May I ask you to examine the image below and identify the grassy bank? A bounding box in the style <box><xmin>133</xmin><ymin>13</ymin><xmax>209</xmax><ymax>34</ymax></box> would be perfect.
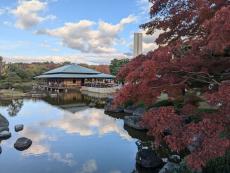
<box><xmin>0</xmin><ymin>89</ymin><xmax>28</xmax><ymax>100</ymax></box>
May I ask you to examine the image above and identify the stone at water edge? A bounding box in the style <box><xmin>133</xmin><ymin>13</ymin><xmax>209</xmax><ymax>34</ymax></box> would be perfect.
<box><xmin>104</xmin><ymin>102</ymin><xmax>124</xmax><ymax>113</ymax></box>
<box><xmin>158</xmin><ymin>162</ymin><xmax>180</xmax><ymax>173</ymax></box>
<box><xmin>0</xmin><ymin>146</ymin><xmax>2</xmax><ymax>154</ymax></box>
<box><xmin>124</xmin><ymin>106</ymin><xmax>137</xmax><ymax>114</ymax></box>
<box><xmin>133</xmin><ymin>107</ymin><xmax>145</xmax><ymax>116</ymax></box>
<box><xmin>15</xmin><ymin>124</ymin><xmax>24</xmax><ymax>132</ymax></box>
<box><xmin>168</xmin><ymin>155</ymin><xmax>181</xmax><ymax>164</ymax></box>
<box><xmin>0</xmin><ymin>131</ymin><xmax>11</xmax><ymax>140</ymax></box>
<box><xmin>0</xmin><ymin>114</ymin><xmax>9</xmax><ymax>126</ymax></box>
<box><xmin>14</xmin><ymin>137</ymin><xmax>32</xmax><ymax>151</ymax></box>
<box><xmin>136</xmin><ymin>148</ymin><xmax>164</xmax><ymax>168</ymax></box>
<box><xmin>0</xmin><ymin>127</ymin><xmax>9</xmax><ymax>133</ymax></box>
<box><xmin>124</xmin><ymin>116</ymin><xmax>146</xmax><ymax>131</ymax></box>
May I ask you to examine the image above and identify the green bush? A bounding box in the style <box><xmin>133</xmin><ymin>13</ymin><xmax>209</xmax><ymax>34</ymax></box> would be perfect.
<box><xmin>203</xmin><ymin>150</ymin><xmax>230</xmax><ymax>173</ymax></box>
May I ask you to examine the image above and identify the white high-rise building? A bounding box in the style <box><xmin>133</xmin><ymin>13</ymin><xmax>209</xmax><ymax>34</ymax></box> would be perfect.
<box><xmin>133</xmin><ymin>32</ymin><xmax>143</xmax><ymax>57</ymax></box>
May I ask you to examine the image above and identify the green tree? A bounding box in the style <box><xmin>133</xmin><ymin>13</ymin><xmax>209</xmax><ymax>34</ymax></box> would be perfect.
<box><xmin>109</xmin><ymin>58</ymin><xmax>129</xmax><ymax>76</ymax></box>
<box><xmin>0</xmin><ymin>56</ymin><xmax>3</xmax><ymax>78</ymax></box>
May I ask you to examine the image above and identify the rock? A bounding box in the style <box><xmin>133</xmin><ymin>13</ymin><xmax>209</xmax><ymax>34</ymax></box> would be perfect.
<box><xmin>0</xmin><ymin>146</ymin><xmax>2</xmax><ymax>154</ymax></box>
<box><xmin>15</xmin><ymin>124</ymin><xmax>24</xmax><ymax>132</ymax></box>
<box><xmin>0</xmin><ymin>127</ymin><xmax>9</xmax><ymax>133</ymax></box>
<box><xmin>133</xmin><ymin>107</ymin><xmax>145</xmax><ymax>116</ymax></box>
<box><xmin>124</xmin><ymin>116</ymin><xmax>146</xmax><ymax>131</ymax></box>
<box><xmin>104</xmin><ymin>102</ymin><xmax>123</xmax><ymax>113</ymax></box>
<box><xmin>0</xmin><ymin>114</ymin><xmax>9</xmax><ymax>132</ymax></box>
<box><xmin>0</xmin><ymin>131</ymin><xmax>11</xmax><ymax>140</ymax></box>
<box><xmin>14</xmin><ymin>137</ymin><xmax>32</xmax><ymax>151</ymax></box>
<box><xmin>168</xmin><ymin>155</ymin><xmax>181</xmax><ymax>163</ymax></box>
<box><xmin>136</xmin><ymin>148</ymin><xmax>164</xmax><ymax>168</ymax></box>
<box><xmin>159</xmin><ymin>162</ymin><xmax>179</xmax><ymax>173</ymax></box>
<box><xmin>187</xmin><ymin>134</ymin><xmax>203</xmax><ymax>152</ymax></box>
<box><xmin>124</xmin><ymin>106</ymin><xmax>136</xmax><ymax>114</ymax></box>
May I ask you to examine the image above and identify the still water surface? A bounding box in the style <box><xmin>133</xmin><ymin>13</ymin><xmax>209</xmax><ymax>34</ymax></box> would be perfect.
<box><xmin>0</xmin><ymin>93</ymin><xmax>149</xmax><ymax>173</ymax></box>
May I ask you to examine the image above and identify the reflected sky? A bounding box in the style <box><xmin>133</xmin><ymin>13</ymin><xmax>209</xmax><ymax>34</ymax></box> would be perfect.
<box><xmin>0</xmin><ymin>99</ymin><xmax>137</xmax><ymax>173</ymax></box>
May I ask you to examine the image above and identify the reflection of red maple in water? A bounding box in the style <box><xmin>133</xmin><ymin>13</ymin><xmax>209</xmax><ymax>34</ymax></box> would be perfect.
<box><xmin>114</xmin><ymin>1</ymin><xmax>230</xmax><ymax>170</ymax></box>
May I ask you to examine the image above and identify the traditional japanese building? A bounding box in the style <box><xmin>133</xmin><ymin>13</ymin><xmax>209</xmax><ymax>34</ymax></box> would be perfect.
<box><xmin>35</xmin><ymin>64</ymin><xmax>115</xmax><ymax>91</ymax></box>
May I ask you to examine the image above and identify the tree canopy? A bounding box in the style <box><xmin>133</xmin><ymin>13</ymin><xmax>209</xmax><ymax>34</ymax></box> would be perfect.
<box><xmin>109</xmin><ymin>58</ymin><xmax>129</xmax><ymax>76</ymax></box>
<box><xmin>114</xmin><ymin>0</ymin><xmax>230</xmax><ymax>171</ymax></box>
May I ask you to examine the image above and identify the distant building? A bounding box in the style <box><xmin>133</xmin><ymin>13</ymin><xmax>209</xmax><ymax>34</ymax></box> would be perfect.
<box><xmin>133</xmin><ymin>33</ymin><xmax>143</xmax><ymax>57</ymax></box>
<box><xmin>35</xmin><ymin>64</ymin><xmax>115</xmax><ymax>91</ymax></box>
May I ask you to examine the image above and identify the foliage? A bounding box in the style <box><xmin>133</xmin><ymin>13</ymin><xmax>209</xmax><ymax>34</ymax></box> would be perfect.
<box><xmin>0</xmin><ymin>60</ymin><xmax>111</xmax><ymax>90</ymax></box>
<box><xmin>114</xmin><ymin>0</ymin><xmax>230</xmax><ymax>171</ymax></box>
<box><xmin>80</xmin><ymin>63</ymin><xmax>110</xmax><ymax>74</ymax></box>
<box><xmin>203</xmin><ymin>150</ymin><xmax>230</xmax><ymax>173</ymax></box>
<box><xmin>140</xmin><ymin>0</ymin><xmax>229</xmax><ymax>45</ymax></box>
<box><xmin>109</xmin><ymin>58</ymin><xmax>129</xmax><ymax>76</ymax></box>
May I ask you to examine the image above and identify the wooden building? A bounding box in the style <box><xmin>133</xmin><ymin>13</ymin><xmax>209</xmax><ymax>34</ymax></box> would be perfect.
<box><xmin>35</xmin><ymin>64</ymin><xmax>115</xmax><ymax>91</ymax></box>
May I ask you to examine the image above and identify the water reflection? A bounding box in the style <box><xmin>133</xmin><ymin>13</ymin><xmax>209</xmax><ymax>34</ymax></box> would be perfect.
<box><xmin>42</xmin><ymin>108</ymin><xmax>131</xmax><ymax>140</ymax></box>
<box><xmin>0</xmin><ymin>92</ymin><xmax>157</xmax><ymax>173</ymax></box>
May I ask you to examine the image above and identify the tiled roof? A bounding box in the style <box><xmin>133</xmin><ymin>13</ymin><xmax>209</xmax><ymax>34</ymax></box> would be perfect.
<box><xmin>35</xmin><ymin>73</ymin><xmax>115</xmax><ymax>79</ymax></box>
<box><xmin>35</xmin><ymin>64</ymin><xmax>115</xmax><ymax>79</ymax></box>
<box><xmin>43</xmin><ymin>64</ymin><xmax>101</xmax><ymax>75</ymax></box>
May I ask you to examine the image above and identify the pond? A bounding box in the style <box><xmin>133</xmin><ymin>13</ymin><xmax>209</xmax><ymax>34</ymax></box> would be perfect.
<box><xmin>0</xmin><ymin>92</ymin><xmax>153</xmax><ymax>173</ymax></box>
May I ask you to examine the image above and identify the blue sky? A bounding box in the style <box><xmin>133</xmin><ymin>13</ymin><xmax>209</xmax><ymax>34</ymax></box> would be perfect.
<box><xmin>0</xmin><ymin>0</ymin><xmax>156</xmax><ymax>64</ymax></box>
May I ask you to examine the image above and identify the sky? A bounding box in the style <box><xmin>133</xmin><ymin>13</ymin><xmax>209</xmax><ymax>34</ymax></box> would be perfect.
<box><xmin>0</xmin><ymin>0</ymin><xmax>158</xmax><ymax>64</ymax></box>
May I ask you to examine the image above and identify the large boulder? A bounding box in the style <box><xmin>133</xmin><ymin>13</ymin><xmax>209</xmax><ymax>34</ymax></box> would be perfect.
<box><xmin>159</xmin><ymin>162</ymin><xmax>180</xmax><ymax>173</ymax></box>
<box><xmin>0</xmin><ymin>126</ymin><xmax>9</xmax><ymax>133</ymax></box>
<box><xmin>14</xmin><ymin>137</ymin><xmax>32</xmax><ymax>151</ymax></box>
<box><xmin>124</xmin><ymin>116</ymin><xmax>146</xmax><ymax>131</ymax></box>
<box><xmin>133</xmin><ymin>107</ymin><xmax>145</xmax><ymax>117</ymax></box>
<box><xmin>15</xmin><ymin>124</ymin><xmax>24</xmax><ymax>132</ymax></box>
<box><xmin>124</xmin><ymin>106</ymin><xmax>137</xmax><ymax>114</ymax></box>
<box><xmin>0</xmin><ymin>114</ymin><xmax>9</xmax><ymax>132</ymax></box>
<box><xmin>104</xmin><ymin>102</ymin><xmax>123</xmax><ymax>113</ymax></box>
<box><xmin>136</xmin><ymin>148</ymin><xmax>164</xmax><ymax>168</ymax></box>
<box><xmin>0</xmin><ymin>131</ymin><xmax>11</xmax><ymax>140</ymax></box>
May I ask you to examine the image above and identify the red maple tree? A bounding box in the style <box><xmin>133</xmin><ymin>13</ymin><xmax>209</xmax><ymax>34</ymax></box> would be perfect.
<box><xmin>114</xmin><ymin>0</ymin><xmax>230</xmax><ymax>170</ymax></box>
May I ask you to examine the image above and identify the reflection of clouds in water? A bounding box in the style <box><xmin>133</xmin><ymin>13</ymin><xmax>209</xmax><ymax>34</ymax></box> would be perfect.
<box><xmin>48</xmin><ymin>152</ymin><xmax>75</xmax><ymax>166</ymax></box>
<box><xmin>20</xmin><ymin>127</ymin><xmax>76</xmax><ymax>166</ymax></box>
<box><xmin>20</xmin><ymin>127</ymin><xmax>54</xmax><ymax>155</ymax></box>
<box><xmin>43</xmin><ymin>108</ymin><xmax>132</xmax><ymax>140</ymax></box>
<box><xmin>110</xmin><ymin>171</ymin><xmax>122</xmax><ymax>173</ymax></box>
<box><xmin>76</xmin><ymin>160</ymin><xmax>97</xmax><ymax>173</ymax></box>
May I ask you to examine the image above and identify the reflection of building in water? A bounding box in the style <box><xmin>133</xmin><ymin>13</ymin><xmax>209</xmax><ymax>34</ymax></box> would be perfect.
<box><xmin>43</xmin><ymin>92</ymin><xmax>107</xmax><ymax>113</ymax></box>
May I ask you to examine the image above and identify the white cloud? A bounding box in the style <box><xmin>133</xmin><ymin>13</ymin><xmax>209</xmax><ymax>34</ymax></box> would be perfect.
<box><xmin>3</xmin><ymin>53</ymin><xmax>129</xmax><ymax>65</ymax></box>
<box><xmin>142</xmin><ymin>29</ymin><xmax>163</xmax><ymax>53</ymax></box>
<box><xmin>36</xmin><ymin>15</ymin><xmax>137</xmax><ymax>54</ymax></box>
<box><xmin>136</xmin><ymin>0</ymin><xmax>151</xmax><ymax>15</ymax></box>
<box><xmin>11</xmin><ymin>0</ymin><xmax>56</xmax><ymax>29</ymax></box>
